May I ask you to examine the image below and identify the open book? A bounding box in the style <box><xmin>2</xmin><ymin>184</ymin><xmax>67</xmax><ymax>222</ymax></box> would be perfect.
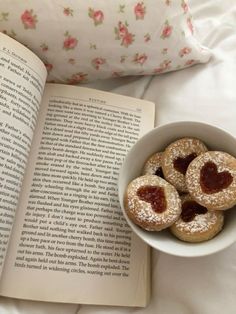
<box><xmin>0</xmin><ymin>33</ymin><xmax>155</xmax><ymax>307</ymax></box>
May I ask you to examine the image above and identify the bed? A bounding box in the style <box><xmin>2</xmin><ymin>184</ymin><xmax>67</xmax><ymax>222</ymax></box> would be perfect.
<box><xmin>0</xmin><ymin>0</ymin><xmax>236</xmax><ymax>313</ymax></box>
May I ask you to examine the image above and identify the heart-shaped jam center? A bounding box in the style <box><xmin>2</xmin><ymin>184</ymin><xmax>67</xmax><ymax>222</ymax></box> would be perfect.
<box><xmin>181</xmin><ymin>200</ymin><xmax>207</xmax><ymax>222</ymax></box>
<box><xmin>200</xmin><ymin>161</ymin><xmax>233</xmax><ymax>194</ymax></box>
<box><xmin>174</xmin><ymin>153</ymin><xmax>197</xmax><ymax>175</ymax></box>
<box><xmin>137</xmin><ymin>185</ymin><xmax>167</xmax><ymax>213</ymax></box>
<box><xmin>154</xmin><ymin>167</ymin><xmax>164</xmax><ymax>178</ymax></box>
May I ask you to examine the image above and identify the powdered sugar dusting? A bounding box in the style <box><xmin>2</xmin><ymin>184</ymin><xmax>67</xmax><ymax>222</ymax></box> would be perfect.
<box><xmin>126</xmin><ymin>175</ymin><xmax>181</xmax><ymax>229</ymax></box>
<box><xmin>162</xmin><ymin>138</ymin><xmax>208</xmax><ymax>192</ymax></box>
<box><xmin>142</xmin><ymin>152</ymin><xmax>163</xmax><ymax>175</ymax></box>
<box><xmin>186</xmin><ymin>151</ymin><xmax>236</xmax><ymax>209</ymax></box>
<box><xmin>175</xmin><ymin>211</ymin><xmax>221</xmax><ymax>234</ymax></box>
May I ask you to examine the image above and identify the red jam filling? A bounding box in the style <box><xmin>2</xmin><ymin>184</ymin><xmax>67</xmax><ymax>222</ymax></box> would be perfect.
<box><xmin>200</xmin><ymin>161</ymin><xmax>233</xmax><ymax>194</ymax></box>
<box><xmin>137</xmin><ymin>185</ymin><xmax>167</xmax><ymax>213</ymax></box>
<box><xmin>181</xmin><ymin>200</ymin><xmax>207</xmax><ymax>222</ymax></box>
<box><xmin>173</xmin><ymin>153</ymin><xmax>197</xmax><ymax>175</ymax></box>
<box><xmin>154</xmin><ymin>167</ymin><xmax>164</xmax><ymax>178</ymax></box>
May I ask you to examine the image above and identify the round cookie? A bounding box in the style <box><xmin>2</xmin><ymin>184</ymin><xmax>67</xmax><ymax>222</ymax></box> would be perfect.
<box><xmin>142</xmin><ymin>152</ymin><xmax>164</xmax><ymax>177</ymax></box>
<box><xmin>124</xmin><ymin>175</ymin><xmax>181</xmax><ymax>231</ymax></box>
<box><xmin>186</xmin><ymin>151</ymin><xmax>236</xmax><ymax>210</ymax></box>
<box><xmin>170</xmin><ymin>194</ymin><xmax>224</xmax><ymax>243</ymax></box>
<box><xmin>162</xmin><ymin>137</ymin><xmax>208</xmax><ymax>192</ymax></box>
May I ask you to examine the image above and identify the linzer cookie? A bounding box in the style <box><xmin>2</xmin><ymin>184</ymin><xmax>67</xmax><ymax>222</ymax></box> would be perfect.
<box><xmin>124</xmin><ymin>175</ymin><xmax>181</xmax><ymax>231</ymax></box>
<box><xmin>142</xmin><ymin>152</ymin><xmax>164</xmax><ymax>177</ymax></box>
<box><xmin>186</xmin><ymin>151</ymin><xmax>236</xmax><ymax>210</ymax></box>
<box><xmin>170</xmin><ymin>194</ymin><xmax>224</xmax><ymax>242</ymax></box>
<box><xmin>162</xmin><ymin>138</ymin><xmax>208</xmax><ymax>192</ymax></box>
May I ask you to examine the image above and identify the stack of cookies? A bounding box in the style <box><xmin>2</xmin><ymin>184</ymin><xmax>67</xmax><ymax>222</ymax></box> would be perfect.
<box><xmin>124</xmin><ymin>138</ymin><xmax>236</xmax><ymax>242</ymax></box>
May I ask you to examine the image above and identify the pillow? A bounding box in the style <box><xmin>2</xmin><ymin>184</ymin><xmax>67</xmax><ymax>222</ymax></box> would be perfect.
<box><xmin>0</xmin><ymin>0</ymin><xmax>211</xmax><ymax>84</ymax></box>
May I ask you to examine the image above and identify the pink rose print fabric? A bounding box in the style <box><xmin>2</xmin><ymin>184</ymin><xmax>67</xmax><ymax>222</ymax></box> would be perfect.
<box><xmin>161</xmin><ymin>21</ymin><xmax>173</xmax><ymax>39</ymax></box>
<box><xmin>179</xmin><ymin>47</ymin><xmax>192</xmax><ymax>57</ymax></box>
<box><xmin>154</xmin><ymin>60</ymin><xmax>172</xmax><ymax>73</ymax></box>
<box><xmin>134</xmin><ymin>2</ymin><xmax>146</xmax><ymax>20</ymax></box>
<box><xmin>181</xmin><ymin>0</ymin><xmax>189</xmax><ymax>14</ymax></box>
<box><xmin>88</xmin><ymin>8</ymin><xmax>104</xmax><ymax>26</ymax></box>
<box><xmin>21</xmin><ymin>9</ymin><xmax>37</xmax><ymax>29</ymax></box>
<box><xmin>63</xmin><ymin>32</ymin><xmax>78</xmax><ymax>50</ymax></box>
<box><xmin>187</xmin><ymin>17</ymin><xmax>194</xmax><ymax>34</ymax></box>
<box><xmin>0</xmin><ymin>0</ymin><xmax>211</xmax><ymax>83</ymax></box>
<box><xmin>68</xmin><ymin>73</ymin><xmax>88</xmax><ymax>84</ymax></box>
<box><xmin>63</xmin><ymin>7</ymin><xmax>73</xmax><ymax>17</ymax></box>
<box><xmin>133</xmin><ymin>53</ymin><xmax>148</xmax><ymax>65</ymax></box>
<box><xmin>91</xmin><ymin>57</ymin><xmax>106</xmax><ymax>70</ymax></box>
<box><xmin>115</xmin><ymin>21</ymin><xmax>135</xmax><ymax>47</ymax></box>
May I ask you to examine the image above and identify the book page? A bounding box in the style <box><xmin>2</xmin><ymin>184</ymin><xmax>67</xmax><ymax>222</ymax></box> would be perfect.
<box><xmin>0</xmin><ymin>84</ymin><xmax>154</xmax><ymax>306</ymax></box>
<box><xmin>0</xmin><ymin>33</ymin><xmax>47</xmax><ymax>275</ymax></box>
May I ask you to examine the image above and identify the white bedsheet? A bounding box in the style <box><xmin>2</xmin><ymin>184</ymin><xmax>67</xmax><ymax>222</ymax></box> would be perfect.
<box><xmin>1</xmin><ymin>0</ymin><xmax>236</xmax><ymax>313</ymax></box>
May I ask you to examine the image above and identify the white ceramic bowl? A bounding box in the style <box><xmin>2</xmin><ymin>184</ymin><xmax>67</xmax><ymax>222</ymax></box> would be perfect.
<box><xmin>118</xmin><ymin>121</ymin><xmax>236</xmax><ymax>257</ymax></box>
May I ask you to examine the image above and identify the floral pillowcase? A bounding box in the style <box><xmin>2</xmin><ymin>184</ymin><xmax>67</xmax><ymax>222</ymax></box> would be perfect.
<box><xmin>0</xmin><ymin>0</ymin><xmax>211</xmax><ymax>84</ymax></box>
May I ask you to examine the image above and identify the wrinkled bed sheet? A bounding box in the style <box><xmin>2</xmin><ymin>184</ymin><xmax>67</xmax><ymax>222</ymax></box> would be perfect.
<box><xmin>1</xmin><ymin>0</ymin><xmax>236</xmax><ymax>313</ymax></box>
